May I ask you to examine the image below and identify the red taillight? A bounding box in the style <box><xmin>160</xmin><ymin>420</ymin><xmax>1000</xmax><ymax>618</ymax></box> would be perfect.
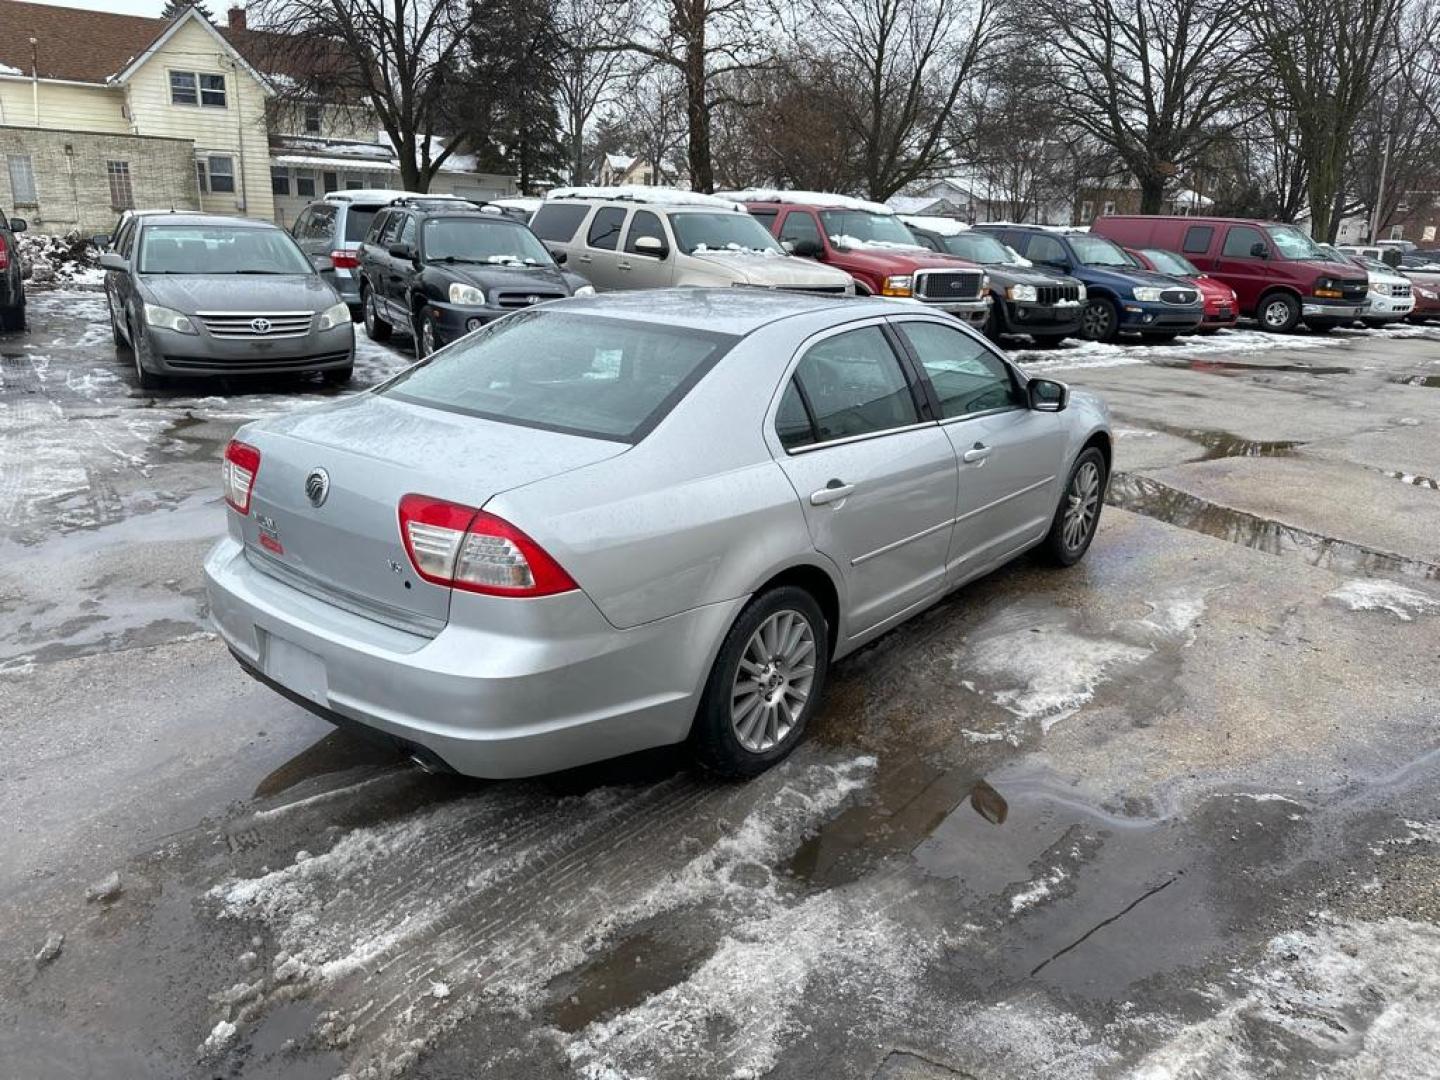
<box><xmin>0</xmin><ymin>234</ymin><xmax>9</xmax><ymax>271</ymax></box>
<box><xmin>223</xmin><ymin>440</ymin><xmax>261</xmax><ymax>515</ymax></box>
<box><xmin>329</xmin><ymin>250</ymin><xmax>360</xmax><ymax>270</ymax></box>
<box><xmin>397</xmin><ymin>494</ymin><xmax>577</xmax><ymax>597</ymax></box>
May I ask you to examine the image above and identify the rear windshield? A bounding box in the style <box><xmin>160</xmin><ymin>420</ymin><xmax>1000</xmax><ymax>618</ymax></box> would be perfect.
<box><xmin>382</xmin><ymin>310</ymin><xmax>736</xmax><ymax>442</ymax></box>
<box><xmin>138</xmin><ymin>224</ymin><xmax>313</xmax><ymax>275</ymax></box>
<box><xmin>344</xmin><ymin>207</ymin><xmax>382</xmax><ymax>242</ymax></box>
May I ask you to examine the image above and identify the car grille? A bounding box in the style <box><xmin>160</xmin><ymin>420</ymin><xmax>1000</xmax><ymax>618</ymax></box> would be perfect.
<box><xmin>195</xmin><ymin>312</ymin><xmax>314</xmax><ymax>339</ymax></box>
<box><xmin>914</xmin><ymin>270</ymin><xmax>983</xmax><ymax>301</ymax></box>
<box><xmin>1392</xmin><ymin>283</ymin><xmax>1412</xmax><ymax>298</ymax></box>
<box><xmin>1035</xmin><ymin>283</ymin><xmax>1081</xmax><ymax>305</ymax></box>
<box><xmin>165</xmin><ymin>349</ymin><xmax>351</xmax><ymax>371</ymax></box>
<box><xmin>1341</xmin><ymin>279</ymin><xmax>1368</xmax><ymax>302</ymax></box>
<box><xmin>494</xmin><ymin>290</ymin><xmax>567</xmax><ymax>309</ymax></box>
<box><xmin>1161</xmin><ymin>288</ymin><xmax>1199</xmax><ymax>305</ymax></box>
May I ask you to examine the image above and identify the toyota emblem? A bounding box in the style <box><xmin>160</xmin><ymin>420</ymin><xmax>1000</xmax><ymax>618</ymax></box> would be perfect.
<box><xmin>250</xmin><ymin>317</ymin><xmax>272</xmax><ymax>334</ymax></box>
<box><xmin>305</xmin><ymin>467</ymin><xmax>330</xmax><ymax>508</ymax></box>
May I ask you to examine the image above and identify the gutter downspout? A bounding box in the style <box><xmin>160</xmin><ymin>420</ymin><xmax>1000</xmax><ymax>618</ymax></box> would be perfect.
<box><xmin>30</xmin><ymin>37</ymin><xmax>39</xmax><ymax>126</ymax></box>
<box><xmin>228</xmin><ymin>57</ymin><xmax>248</xmax><ymax>214</ymax></box>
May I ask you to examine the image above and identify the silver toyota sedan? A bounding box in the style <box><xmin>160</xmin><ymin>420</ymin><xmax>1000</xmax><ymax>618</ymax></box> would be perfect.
<box><xmin>204</xmin><ymin>289</ymin><xmax>1111</xmax><ymax>779</ymax></box>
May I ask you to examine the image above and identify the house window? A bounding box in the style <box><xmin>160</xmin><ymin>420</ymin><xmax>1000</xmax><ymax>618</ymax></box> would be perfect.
<box><xmin>7</xmin><ymin>155</ymin><xmax>38</xmax><ymax>204</ymax></box>
<box><xmin>323</xmin><ymin>171</ymin><xmax>339</xmax><ymax>193</ymax></box>
<box><xmin>271</xmin><ymin>167</ymin><xmax>290</xmax><ymax>196</ymax></box>
<box><xmin>1390</xmin><ymin>225</ymin><xmax>1404</xmax><ymax>240</ymax></box>
<box><xmin>1102</xmin><ymin>200</ymin><xmax>1117</xmax><ymax>216</ymax></box>
<box><xmin>296</xmin><ymin>170</ymin><xmax>316</xmax><ymax>197</ymax></box>
<box><xmin>345</xmin><ymin>177</ymin><xmax>363</xmax><ymax>190</ymax></box>
<box><xmin>107</xmin><ymin>161</ymin><xmax>134</xmax><ymax>209</ymax></box>
<box><xmin>197</xmin><ymin>155</ymin><xmax>235</xmax><ymax>194</ymax></box>
<box><xmin>1080</xmin><ymin>201</ymin><xmax>1094</xmax><ymax>221</ymax></box>
<box><xmin>304</xmin><ymin>105</ymin><xmax>322</xmax><ymax>134</ymax></box>
<box><xmin>171</xmin><ymin>71</ymin><xmax>226</xmax><ymax>107</ymax></box>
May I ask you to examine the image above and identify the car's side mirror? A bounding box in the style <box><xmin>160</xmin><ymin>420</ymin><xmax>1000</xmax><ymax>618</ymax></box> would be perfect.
<box><xmin>1028</xmin><ymin>377</ymin><xmax>1069</xmax><ymax>412</ymax></box>
<box><xmin>91</xmin><ymin>233</ymin><xmax>111</xmax><ymax>250</ymax></box>
<box><xmin>1249</xmin><ymin>241</ymin><xmax>1269</xmax><ymax>259</ymax></box>
<box><xmin>99</xmin><ymin>252</ymin><xmax>129</xmax><ymax>272</ymax></box>
<box><xmin>550</xmin><ymin>248</ymin><xmax>568</xmax><ymax>265</ymax></box>
<box><xmin>633</xmin><ymin>235</ymin><xmax>668</xmax><ymax>258</ymax></box>
<box><xmin>788</xmin><ymin>238</ymin><xmax>824</xmax><ymax>258</ymax></box>
<box><xmin>9</xmin><ymin>217</ymin><xmax>27</xmax><ymax>233</ymax></box>
<box><xmin>388</xmin><ymin>242</ymin><xmax>417</xmax><ymax>261</ymax></box>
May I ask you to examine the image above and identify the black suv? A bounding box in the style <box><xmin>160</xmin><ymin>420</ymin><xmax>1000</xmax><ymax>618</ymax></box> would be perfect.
<box><xmin>1</xmin><ymin>208</ymin><xmax>29</xmax><ymax>332</ymax></box>
<box><xmin>358</xmin><ymin>198</ymin><xmax>594</xmax><ymax>356</ymax></box>
<box><xmin>901</xmin><ymin>216</ymin><xmax>1084</xmax><ymax>346</ymax></box>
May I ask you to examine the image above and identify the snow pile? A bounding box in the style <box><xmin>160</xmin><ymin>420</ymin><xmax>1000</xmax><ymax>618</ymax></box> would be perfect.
<box><xmin>899</xmin><ymin>214</ymin><xmax>970</xmax><ymax>236</ymax></box>
<box><xmin>1013</xmin><ymin>326</ymin><xmax>1330</xmax><ymax>371</ymax></box>
<box><xmin>714</xmin><ymin>188</ymin><xmax>894</xmax><ymax>215</ymax></box>
<box><xmin>828</xmin><ymin>233</ymin><xmax>928</xmax><ymax>252</ymax></box>
<box><xmin>1010</xmin><ymin>867</ymin><xmax>1069</xmax><ymax>913</ymax></box>
<box><xmin>1326</xmin><ymin>579</ymin><xmax>1440</xmax><ymax>620</ymax></box>
<box><xmin>0</xmin><ymin>62</ymin><xmax>21</xmax><ymax>76</ymax></box>
<box><xmin>544</xmin><ymin>185</ymin><xmax>745</xmax><ymax>211</ymax></box>
<box><xmin>17</xmin><ymin>232</ymin><xmax>105</xmax><ymax>286</ymax></box>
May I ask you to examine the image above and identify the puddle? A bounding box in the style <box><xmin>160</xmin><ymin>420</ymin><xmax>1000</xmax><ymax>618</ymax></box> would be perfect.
<box><xmin>544</xmin><ymin>923</ymin><xmax>716</xmax><ymax>1033</ymax></box>
<box><xmin>1113</xmin><ymin>416</ymin><xmax>1302</xmax><ymax>462</ymax></box>
<box><xmin>1108</xmin><ymin>472</ymin><xmax>1440</xmax><ymax>581</ymax></box>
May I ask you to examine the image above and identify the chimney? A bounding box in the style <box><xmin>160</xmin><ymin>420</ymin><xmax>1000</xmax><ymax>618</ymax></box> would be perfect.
<box><xmin>227</xmin><ymin>5</ymin><xmax>247</xmax><ymax>31</ymax></box>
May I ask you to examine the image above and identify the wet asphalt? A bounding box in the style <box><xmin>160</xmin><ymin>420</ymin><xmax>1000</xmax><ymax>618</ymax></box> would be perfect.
<box><xmin>2</xmin><ymin>291</ymin><xmax>1439</xmax><ymax>1080</ymax></box>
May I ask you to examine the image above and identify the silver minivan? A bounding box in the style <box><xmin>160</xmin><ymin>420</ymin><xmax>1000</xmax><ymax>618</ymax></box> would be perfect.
<box><xmin>530</xmin><ymin>186</ymin><xmax>856</xmax><ymax>294</ymax></box>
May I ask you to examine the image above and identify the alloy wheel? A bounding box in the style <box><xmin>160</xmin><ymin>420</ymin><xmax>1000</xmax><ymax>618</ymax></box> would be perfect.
<box><xmin>1063</xmin><ymin>460</ymin><xmax>1101</xmax><ymax>552</ymax></box>
<box><xmin>1263</xmin><ymin>300</ymin><xmax>1291</xmax><ymax>329</ymax></box>
<box><xmin>1082</xmin><ymin>302</ymin><xmax>1113</xmax><ymax>340</ymax></box>
<box><xmin>363</xmin><ymin>293</ymin><xmax>376</xmax><ymax>335</ymax></box>
<box><xmin>730</xmin><ymin>609</ymin><xmax>816</xmax><ymax>753</ymax></box>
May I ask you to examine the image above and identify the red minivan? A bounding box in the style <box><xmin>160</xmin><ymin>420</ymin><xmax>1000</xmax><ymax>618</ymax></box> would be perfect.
<box><xmin>1092</xmin><ymin>216</ymin><xmax>1369</xmax><ymax>333</ymax></box>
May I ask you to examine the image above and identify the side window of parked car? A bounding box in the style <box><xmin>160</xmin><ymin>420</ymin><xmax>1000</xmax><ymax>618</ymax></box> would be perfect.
<box><xmin>365</xmin><ymin>210</ymin><xmax>391</xmax><ymax>245</ymax></box>
<box><xmin>790</xmin><ymin>326</ymin><xmax>919</xmax><ymax>443</ymax></box>
<box><xmin>896</xmin><ymin>320</ymin><xmax>1023</xmax><ymax>418</ymax></box>
<box><xmin>624</xmin><ymin>210</ymin><xmax>667</xmax><ymax>255</ymax></box>
<box><xmin>774</xmin><ymin>379</ymin><xmax>816</xmax><ymax>450</ymax></box>
<box><xmin>379</xmin><ymin>212</ymin><xmax>406</xmax><ymax>247</ymax></box>
<box><xmin>749</xmin><ymin>209</ymin><xmax>778</xmax><ymax>232</ymax></box>
<box><xmin>530</xmin><ymin>202</ymin><xmax>590</xmax><ymax>243</ymax></box>
<box><xmin>1222</xmin><ymin>225</ymin><xmax>1265</xmax><ymax>258</ymax></box>
<box><xmin>398</xmin><ymin>215</ymin><xmax>417</xmax><ymax>247</ymax></box>
<box><xmin>587</xmin><ymin>207</ymin><xmax>626</xmax><ymax>250</ymax></box>
<box><xmin>1182</xmin><ymin>225</ymin><xmax>1213</xmax><ymax>255</ymax></box>
<box><xmin>1024</xmin><ymin>234</ymin><xmax>1069</xmax><ymax>268</ymax></box>
<box><xmin>291</xmin><ymin>208</ymin><xmax>311</xmax><ymax>238</ymax></box>
<box><xmin>779</xmin><ymin>211</ymin><xmax>823</xmax><ymax>251</ymax></box>
<box><xmin>910</xmin><ymin>232</ymin><xmax>940</xmax><ymax>252</ymax></box>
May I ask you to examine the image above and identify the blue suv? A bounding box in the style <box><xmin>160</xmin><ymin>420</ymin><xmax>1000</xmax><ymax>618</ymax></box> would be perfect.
<box><xmin>978</xmin><ymin>225</ymin><xmax>1203</xmax><ymax>342</ymax></box>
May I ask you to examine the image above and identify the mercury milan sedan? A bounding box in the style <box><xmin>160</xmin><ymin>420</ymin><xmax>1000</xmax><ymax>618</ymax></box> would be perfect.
<box><xmin>100</xmin><ymin>215</ymin><xmax>354</xmax><ymax>388</ymax></box>
<box><xmin>205</xmin><ymin>289</ymin><xmax>1111</xmax><ymax>779</ymax></box>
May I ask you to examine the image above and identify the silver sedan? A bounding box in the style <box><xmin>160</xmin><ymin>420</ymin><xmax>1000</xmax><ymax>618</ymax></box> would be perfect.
<box><xmin>204</xmin><ymin>289</ymin><xmax>1111</xmax><ymax>779</ymax></box>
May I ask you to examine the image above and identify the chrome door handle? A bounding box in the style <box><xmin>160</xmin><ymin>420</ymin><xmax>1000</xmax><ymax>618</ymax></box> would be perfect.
<box><xmin>962</xmin><ymin>443</ymin><xmax>991</xmax><ymax>464</ymax></box>
<box><xmin>578</xmin><ymin>254</ymin><xmax>592</xmax><ymax>263</ymax></box>
<box><xmin>617</xmin><ymin>261</ymin><xmax>631</xmax><ymax>271</ymax></box>
<box><xmin>810</xmin><ymin>480</ymin><xmax>855</xmax><ymax>506</ymax></box>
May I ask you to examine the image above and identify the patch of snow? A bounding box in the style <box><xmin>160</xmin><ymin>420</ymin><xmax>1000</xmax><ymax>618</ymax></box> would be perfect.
<box><xmin>714</xmin><ymin>188</ymin><xmax>893</xmax><ymax>215</ymax></box>
<box><xmin>201</xmin><ymin>1019</ymin><xmax>237</xmax><ymax>1055</ymax></box>
<box><xmin>898</xmin><ymin>213</ymin><xmax>970</xmax><ymax>236</ymax></box>
<box><xmin>1211</xmin><ymin>792</ymin><xmax>1308</xmax><ymax>809</ymax></box>
<box><xmin>1116</xmin><ymin>428</ymin><xmax>1159</xmax><ymax>438</ymax></box>
<box><xmin>429</xmin><ymin>981</ymin><xmax>451</xmax><ymax>1000</ymax></box>
<box><xmin>545</xmin><ymin>185</ymin><xmax>745</xmax><ymax>211</ymax></box>
<box><xmin>1326</xmin><ymin>579</ymin><xmax>1440</xmax><ymax>620</ymax></box>
<box><xmin>828</xmin><ymin>233</ymin><xmax>928</xmax><ymax>252</ymax></box>
<box><xmin>1013</xmin><ymin>326</ymin><xmax>1328</xmax><ymax>372</ymax></box>
<box><xmin>1010</xmin><ymin>867</ymin><xmax>1068</xmax><ymax>913</ymax></box>
<box><xmin>0</xmin><ymin>62</ymin><xmax>22</xmax><ymax>76</ymax></box>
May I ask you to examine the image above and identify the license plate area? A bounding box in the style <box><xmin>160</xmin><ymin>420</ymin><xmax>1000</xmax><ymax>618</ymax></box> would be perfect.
<box><xmin>263</xmin><ymin>630</ymin><xmax>329</xmax><ymax>705</ymax></box>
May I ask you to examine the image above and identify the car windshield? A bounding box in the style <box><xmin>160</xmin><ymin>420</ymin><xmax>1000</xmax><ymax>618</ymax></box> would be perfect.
<box><xmin>1068</xmin><ymin>234</ymin><xmax>1131</xmax><ymax>267</ymax></box>
<box><xmin>937</xmin><ymin>232</ymin><xmax>1016</xmax><ymax>264</ymax></box>
<box><xmin>382</xmin><ymin>310</ymin><xmax>735</xmax><ymax>442</ymax></box>
<box><xmin>137</xmin><ymin>225</ymin><xmax>313</xmax><ymax>275</ymax></box>
<box><xmin>820</xmin><ymin>210</ymin><xmax>925</xmax><ymax>250</ymax></box>
<box><xmin>1142</xmin><ymin>249</ymin><xmax>1198</xmax><ymax>276</ymax></box>
<box><xmin>422</xmin><ymin>217</ymin><xmax>553</xmax><ymax>266</ymax></box>
<box><xmin>1266</xmin><ymin>224</ymin><xmax>1326</xmax><ymax>261</ymax></box>
<box><xmin>671</xmin><ymin>212</ymin><xmax>783</xmax><ymax>255</ymax></box>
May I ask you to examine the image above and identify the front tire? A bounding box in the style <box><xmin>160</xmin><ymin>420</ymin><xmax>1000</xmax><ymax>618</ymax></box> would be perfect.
<box><xmin>1079</xmin><ymin>298</ymin><xmax>1119</xmax><ymax>342</ymax></box>
<box><xmin>1042</xmin><ymin>447</ymin><xmax>1106</xmax><ymax>566</ymax></box>
<box><xmin>362</xmin><ymin>286</ymin><xmax>392</xmax><ymax>342</ymax></box>
<box><xmin>1028</xmin><ymin>333</ymin><xmax>1067</xmax><ymax>349</ymax></box>
<box><xmin>1258</xmin><ymin>291</ymin><xmax>1300</xmax><ymax>333</ymax></box>
<box><xmin>691</xmin><ymin>586</ymin><xmax>829</xmax><ymax>779</ymax></box>
<box><xmin>129</xmin><ymin>318</ymin><xmax>163</xmax><ymax>390</ymax></box>
<box><xmin>415</xmin><ymin>309</ymin><xmax>438</xmax><ymax>358</ymax></box>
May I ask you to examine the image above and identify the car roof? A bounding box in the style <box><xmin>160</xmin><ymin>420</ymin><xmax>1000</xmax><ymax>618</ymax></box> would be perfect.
<box><xmin>137</xmin><ymin>214</ymin><xmax>281</xmax><ymax>231</ymax></box>
<box><xmin>547</xmin><ymin>286</ymin><xmax>882</xmax><ymax>335</ymax></box>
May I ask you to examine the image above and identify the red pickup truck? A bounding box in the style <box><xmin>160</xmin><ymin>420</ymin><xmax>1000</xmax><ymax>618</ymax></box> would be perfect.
<box><xmin>715</xmin><ymin>189</ymin><xmax>991</xmax><ymax>328</ymax></box>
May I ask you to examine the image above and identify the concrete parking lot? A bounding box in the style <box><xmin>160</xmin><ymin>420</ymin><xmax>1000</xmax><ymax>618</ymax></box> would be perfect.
<box><xmin>2</xmin><ymin>290</ymin><xmax>1438</xmax><ymax>1079</ymax></box>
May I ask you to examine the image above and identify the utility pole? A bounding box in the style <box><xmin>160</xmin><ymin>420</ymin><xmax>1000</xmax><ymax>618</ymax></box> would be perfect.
<box><xmin>1370</xmin><ymin>129</ymin><xmax>1393</xmax><ymax>245</ymax></box>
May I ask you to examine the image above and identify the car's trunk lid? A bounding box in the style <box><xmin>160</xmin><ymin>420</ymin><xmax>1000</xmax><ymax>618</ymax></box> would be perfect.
<box><xmin>240</xmin><ymin>394</ymin><xmax>626</xmax><ymax>632</ymax></box>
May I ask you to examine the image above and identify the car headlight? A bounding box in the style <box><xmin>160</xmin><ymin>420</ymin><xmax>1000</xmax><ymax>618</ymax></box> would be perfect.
<box><xmin>881</xmin><ymin>275</ymin><xmax>912</xmax><ymax>298</ymax></box>
<box><xmin>448</xmin><ymin>282</ymin><xmax>487</xmax><ymax>306</ymax></box>
<box><xmin>143</xmin><ymin>302</ymin><xmax>197</xmax><ymax>334</ymax></box>
<box><xmin>572</xmin><ymin>284</ymin><xmax>596</xmax><ymax>297</ymax></box>
<box><xmin>1369</xmin><ymin>283</ymin><xmax>1389</xmax><ymax>297</ymax></box>
<box><xmin>316</xmin><ymin>300</ymin><xmax>350</xmax><ymax>331</ymax></box>
<box><xmin>1007</xmin><ymin>283</ymin><xmax>1038</xmax><ymax>302</ymax></box>
<box><xmin>1131</xmin><ymin>286</ymin><xmax>1164</xmax><ymax>302</ymax></box>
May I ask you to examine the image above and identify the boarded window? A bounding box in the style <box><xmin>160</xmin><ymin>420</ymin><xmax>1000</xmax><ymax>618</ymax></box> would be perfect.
<box><xmin>107</xmin><ymin>161</ymin><xmax>134</xmax><ymax>210</ymax></box>
<box><xmin>7</xmin><ymin>155</ymin><xmax>37</xmax><ymax>204</ymax></box>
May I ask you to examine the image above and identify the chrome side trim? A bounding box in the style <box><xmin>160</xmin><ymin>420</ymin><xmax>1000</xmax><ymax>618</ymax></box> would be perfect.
<box><xmin>786</xmin><ymin>419</ymin><xmax>939</xmax><ymax>455</ymax></box>
<box><xmin>952</xmin><ymin>475</ymin><xmax>1056</xmax><ymax>526</ymax></box>
<box><xmin>851</xmin><ymin>517</ymin><xmax>954</xmax><ymax>566</ymax></box>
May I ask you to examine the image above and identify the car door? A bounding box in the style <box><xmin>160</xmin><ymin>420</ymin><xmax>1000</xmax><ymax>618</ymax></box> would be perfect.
<box><xmin>104</xmin><ymin>217</ymin><xmax>136</xmax><ymax>337</ymax></box>
<box><xmin>388</xmin><ymin>214</ymin><xmax>419</xmax><ymax>319</ymax></box>
<box><xmin>891</xmin><ymin>317</ymin><xmax>1067</xmax><ymax>581</ymax></box>
<box><xmin>359</xmin><ymin>209</ymin><xmax>393</xmax><ymax>313</ymax></box>
<box><xmin>111</xmin><ymin>221</ymin><xmax>141</xmax><ymax>339</ymax></box>
<box><xmin>770</xmin><ymin>321</ymin><xmax>958</xmax><ymax>639</ymax></box>
<box><xmin>375</xmin><ymin>211</ymin><xmax>410</xmax><ymax>319</ymax></box>
<box><xmin>619</xmin><ymin>209</ymin><xmax>674</xmax><ymax>289</ymax></box>
<box><xmin>578</xmin><ymin>206</ymin><xmax>628</xmax><ymax>289</ymax></box>
<box><xmin>1213</xmin><ymin>224</ymin><xmax>1270</xmax><ymax>313</ymax></box>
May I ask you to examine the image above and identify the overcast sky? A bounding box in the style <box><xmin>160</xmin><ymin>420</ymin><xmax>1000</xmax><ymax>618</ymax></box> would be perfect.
<box><xmin>21</xmin><ymin>0</ymin><xmax>201</xmax><ymax>16</ymax></box>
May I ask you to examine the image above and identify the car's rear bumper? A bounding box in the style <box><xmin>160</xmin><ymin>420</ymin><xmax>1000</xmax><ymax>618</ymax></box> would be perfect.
<box><xmin>203</xmin><ymin>535</ymin><xmax>740</xmax><ymax>778</ymax></box>
<box><xmin>145</xmin><ymin>323</ymin><xmax>355</xmax><ymax>375</ymax></box>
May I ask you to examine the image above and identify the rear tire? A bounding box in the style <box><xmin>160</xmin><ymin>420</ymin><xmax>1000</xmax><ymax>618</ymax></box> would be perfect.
<box><xmin>362</xmin><ymin>286</ymin><xmax>392</xmax><ymax>343</ymax></box>
<box><xmin>1041</xmin><ymin>447</ymin><xmax>1107</xmax><ymax>566</ymax></box>
<box><xmin>1305</xmin><ymin>319</ymin><xmax>1338</xmax><ymax>333</ymax></box>
<box><xmin>1361</xmin><ymin>319</ymin><xmax>1389</xmax><ymax>330</ymax></box>
<box><xmin>1258</xmin><ymin>291</ymin><xmax>1300</xmax><ymax>333</ymax></box>
<box><xmin>1079</xmin><ymin>298</ymin><xmax>1119</xmax><ymax>342</ymax></box>
<box><xmin>690</xmin><ymin>586</ymin><xmax>829</xmax><ymax>780</ymax></box>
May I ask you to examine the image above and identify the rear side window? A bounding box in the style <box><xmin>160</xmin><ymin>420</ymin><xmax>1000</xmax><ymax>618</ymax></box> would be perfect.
<box><xmin>791</xmin><ymin>327</ymin><xmax>918</xmax><ymax>443</ymax></box>
<box><xmin>378</xmin><ymin>212</ymin><xmax>406</xmax><ymax>246</ymax></box>
<box><xmin>1024</xmin><ymin>234</ymin><xmax>1068</xmax><ymax>265</ymax></box>
<box><xmin>896</xmin><ymin>321</ymin><xmax>1023</xmax><ymax>418</ymax></box>
<box><xmin>365</xmin><ymin>210</ymin><xmax>392</xmax><ymax>243</ymax></box>
<box><xmin>1222</xmin><ymin>225</ymin><xmax>1265</xmax><ymax>258</ymax></box>
<box><xmin>587</xmin><ymin>207</ymin><xmax>626</xmax><ymax>250</ymax></box>
<box><xmin>383</xmin><ymin>311</ymin><xmax>735</xmax><ymax>442</ymax></box>
<box><xmin>344</xmin><ymin>206</ymin><xmax>381</xmax><ymax>242</ymax></box>
<box><xmin>775</xmin><ymin>380</ymin><xmax>816</xmax><ymax>450</ymax></box>
<box><xmin>1182</xmin><ymin>225</ymin><xmax>1213</xmax><ymax>254</ymax></box>
<box><xmin>530</xmin><ymin>202</ymin><xmax>590</xmax><ymax>243</ymax></box>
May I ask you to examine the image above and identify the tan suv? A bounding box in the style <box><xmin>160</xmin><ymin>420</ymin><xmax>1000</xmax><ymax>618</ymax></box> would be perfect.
<box><xmin>530</xmin><ymin>186</ymin><xmax>856</xmax><ymax>294</ymax></box>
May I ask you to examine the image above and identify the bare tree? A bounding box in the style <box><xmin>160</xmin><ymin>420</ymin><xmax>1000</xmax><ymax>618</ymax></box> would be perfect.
<box><xmin>1247</xmin><ymin>0</ymin><xmax>1404</xmax><ymax>240</ymax></box>
<box><xmin>244</xmin><ymin>0</ymin><xmax>472</xmax><ymax>191</ymax></box>
<box><xmin>556</xmin><ymin>0</ymin><xmax>632</xmax><ymax>184</ymax></box>
<box><xmin>1025</xmin><ymin>0</ymin><xmax>1254</xmax><ymax>214</ymax></box>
